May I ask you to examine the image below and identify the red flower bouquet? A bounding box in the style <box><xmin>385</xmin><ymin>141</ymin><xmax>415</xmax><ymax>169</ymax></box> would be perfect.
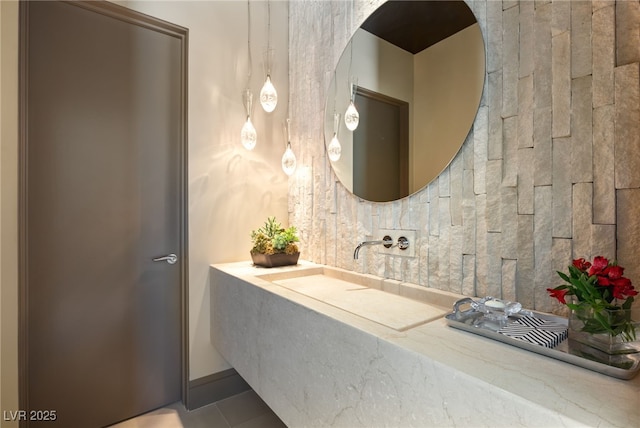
<box><xmin>548</xmin><ymin>256</ymin><xmax>637</xmax><ymax>342</ymax></box>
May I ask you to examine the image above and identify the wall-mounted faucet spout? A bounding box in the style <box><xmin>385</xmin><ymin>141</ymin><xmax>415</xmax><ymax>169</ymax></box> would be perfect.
<box><xmin>354</xmin><ymin>236</ymin><xmax>393</xmax><ymax>259</ymax></box>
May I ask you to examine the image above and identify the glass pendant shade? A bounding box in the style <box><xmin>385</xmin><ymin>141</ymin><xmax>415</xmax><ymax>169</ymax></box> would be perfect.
<box><xmin>344</xmin><ymin>100</ymin><xmax>359</xmax><ymax>131</ymax></box>
<box><xmin>328</xmin><ymin>112</ymin><xmax>342</xmax><ymax>161</ymax></box>
<box><xmin>281</xmin><ymin>119</ymin><xmax>296</xmax><ymax>175</ymax></box>
<box><xmin>241</xmin><ymin>89</ymin><xmax>257</xmax><ymax>150</ymax></box>
<box><xmin>282</xmin><ymin>143</ymin><xmax>296</xmax><ymax>176</ymax></box>
<box><xmin>260</xmin><ymin>75</ymin><xmax>278</xmax><ymax>113</ymax></box>
<box><xmin>328</xmin><ymin>134</ymin><xmax>342</xmax><ymax>161</ymax></box>
<box><xmin>241</xmin><ymin>117</ymin><xmax>257</xmax><ymax>150</ymax></box>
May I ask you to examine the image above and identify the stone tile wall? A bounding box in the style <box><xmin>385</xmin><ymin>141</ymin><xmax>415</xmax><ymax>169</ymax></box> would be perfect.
<box><xmin>288</xmin><ymin>0</ymin><xmax>640</xmax><ymax>313</ymax></box>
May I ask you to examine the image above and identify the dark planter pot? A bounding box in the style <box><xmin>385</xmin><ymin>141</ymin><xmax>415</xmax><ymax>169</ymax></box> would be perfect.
<box><xmin>250</xmin><ymin>252</ymin><xmax>300</xmax><ymax>268</ymax></box>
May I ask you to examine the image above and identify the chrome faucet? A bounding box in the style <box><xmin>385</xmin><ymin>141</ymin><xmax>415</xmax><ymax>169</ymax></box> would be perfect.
<box><xmin>353</xmin><ymin>236</ymin><xmax>393</xmax><ymax>259</ymax></box>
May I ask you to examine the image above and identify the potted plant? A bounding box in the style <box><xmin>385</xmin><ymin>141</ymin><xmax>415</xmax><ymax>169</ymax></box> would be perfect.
<box><xmin>547</xmin><ymin>256</ymin><xmax>638</xmax><ymax>355</ymax></box>
<box><xmin>250</xmin><ymin>216</ymin><xmax>300</xmax><ymax>268</ymax></box>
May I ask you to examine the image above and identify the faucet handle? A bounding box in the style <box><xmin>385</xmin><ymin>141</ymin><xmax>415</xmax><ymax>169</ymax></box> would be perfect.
<box><xmin>382</xmin><ymin>235</ymin><xmax>393</xmax><ymax>248</ymax></box>
<box><xmin>397</xmin><ymin>236</ymin><xmax>409</xmax><ymax>250</ymax></box>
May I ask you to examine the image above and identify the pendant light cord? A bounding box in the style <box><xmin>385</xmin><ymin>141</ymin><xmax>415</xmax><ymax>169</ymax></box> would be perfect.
<box><xmin>266</xmin><ymin>0</ymin><xmax>272</xmax><ymax>75</ymax></box>
<box><xmin>247</xmin><ymin>0</ymin><xmax>252</xmax><ymax>88</ymax></box>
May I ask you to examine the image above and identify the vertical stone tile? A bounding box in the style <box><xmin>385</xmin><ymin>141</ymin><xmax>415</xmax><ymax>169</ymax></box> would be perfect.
<box><xmin>571</xmin><ymin>0</ymin><xmax>592</xmax><ymax>78</ymax></box>
<box><xmin>518</xmin><ymin>75</ymin><xmax>534</xmax><ymax>148</ymax></box>
<box><xmin>551</xmin><ymin>0</ymin><xmax>571</xmax><ymax>36</ymax></box>
<box><xmin>475</xmin><ymin>194</ymin><xmax>488</xmax><ymax>297</ymax></box>
<box><xmin>616</xmin><ymin>0</ymin><xmax>640</xmax><ymax>66</ymax></box>
<box><xmin>592</xmin><ymin>4</ymin><xmax>615</xmax><ymax>108</ymax></box>
<box><xmin>486</xmin><ymin>159</ymin><xmax>502</xmax><ymax>233</ymax></box>
<box><xmin>534</xmin><ymin>1</ymin><xmax>552</xmax><ymax>110</ymax></box>
<box><xmin>572</xmin><ymin>182</ymin><xmax>593</xmax><ymax>259</ymax></box>
<box><xmin>418</xmin><ymin>195</ymin><xmax>430</xmax><ymax>237</ymax></box>
<box><xmin>552</xmin><ymin>137</ymin><xmax>572</xmax><ymax>238</ymax></box>
<box><xmin>438</xmin><ymin>199</ymin><xmax>452</xmax><ymax>289</ymax></box>
<box><xmin>461</xmin><ymin>130</ymin><xmax>475</xmax><ymax>171</ymax></box>
<box><xmin>438</xmin><ymin>165</ymin><xmax>451</xmax><ymax>198</ymax></box>
<box><xmin>518</xmin><ymin>148</ymin><xmax>535</xmax><ymax>215</ymax></box>
<box><xmin>450</xmin><ymin>225</ymin><xmax>463</xmax><ymax>295</ymax></box>
<box><xmin>502</xmin><ymin>116</ymin><xmax>518</xmax><ymax>187</ymax></box>
<box><xmin>593</xmin><ymin>104</ymin><xmax>616</xmax><ymax>225</ymax></box>
<box><xmin>428</xmin><ymin>181</ymin><xmax>440</xmax><ymax>237</ymax></box>
<box><xmin>552</xmin><ymin>31</ymin><xmax>571</xmax><ymax>138</ymax></box>
<box><xmin>519</xmin><ymin>0</ymin><xmax>534</xmax><ymax>78</ymax></box>
<box><xmin>462</xmin><ymin>254</ymin><xmax>476</xmax><ymax>297</ymax></box>
<box><xmin>501</xmin><ymin>186</ymin><xmax>518</xmax><ymax>260</ymax></box>
<box><xmin>552</xmin><ymin>237</ymin><xmax>573</xmax><ymax>276</ymax></box>
<box><xmin>593</xmin><ymin>0</ymin><xmax>614</xmax><ymax>12</ymax></box>
<box><xmin>571</xmin><ymin>75</ymin><xmax>593</xmax><ymax>184</ymax></box>
<box><xmin>516</xmin><ymin>215</ymin><xmax>535</xmax><ymax>309</ymax></box>
<box><xmin>534</xmin><ymin>107</ymin><xmax>552</xmax><ymax>186</ymax></box>
<box><xmin>617</xmin><ymin>189</ymin><xmax>640</xmax><ymax>283</ymax></box>
<box><xmin>550</xmin><ymin>238</ymin><xmax>573</xmax><ymax>315</ymax></box>
<box><xmin>468</xmin><ymin>0</ymin><xmax>487</xmax><ymax>43</ymax></box>
<box><xmin>487</xmin><ymin>72</ymin><xmax>504</xmax><ymax>161</ymax></box>
<box><xmin>501</xmin><ymin>259</ymin><xmax>517</xmax><ymax>303</ymax></box>
<box><xmin>503</xmin><ymin>1</ymin><xmax>519</xmax><ymax>11</ymax></box>
<box><xmin>325</xmin><ymin>211</ymin><xmax>337</xmax><ymax>267</ymax></box>
<box><xmin>462</xmin><ymin>170</ymin><xmax>476</xmax><ymax>255</ymax></box>
<box><xmin>502</xmin><ymin>5</ymin><xmax>519</xmax><ymax>118</ymax></box>
<box><xmin>450</xmin><ymin>155</ymin><xmax>463</xmax><ymax>226</ymax></box>
<box><xmin>406</xmin><ymin>257</ymin><xmax>421</xmax><ymax>285</ymax></box>
<box><xmin>428</xmin><ymin>235</ymin><xmax>440</xmax><ymax>288</ymax></box>
<box><xmin>486</xmin><ymin>0</ymin><xmax>503</xmax><ymax>74</ymax></box>
<box><xmin>614</xmin><ymin>63</ymin><xmax>640</xmax><ymax>189</ymax></box>
<box><xmin>591</xmin><ymin>224</ymin><xmax>616</xmax><ymax>260</ymax></box>
<box><xmin>473</xmin><ymin>106</ymin><xmax>488</xmax><ymax>195</ymax></box>
<box><xmin>486</xmin><ymin>232</ymin><xmax>502</xmax><ymax>298</ymax></box>
<box><xmin>534</xmin><ymin>186</ymin><xmax>553</xmax><ymax>311</ymax></box>
<box><xmin>419</xmin><ymin>234</ymin><xmax>429</xmax><ymax>287</ymax></box>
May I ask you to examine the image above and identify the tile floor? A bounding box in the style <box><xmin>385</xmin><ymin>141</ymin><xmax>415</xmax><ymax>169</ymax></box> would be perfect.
<box><xmin>110</xmin><ymin>390</ymin><xmax>287</xmax><ymax>428</ymax></box>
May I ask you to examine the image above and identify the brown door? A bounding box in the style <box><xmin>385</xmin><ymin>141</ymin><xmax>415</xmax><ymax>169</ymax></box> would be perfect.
<box><xmin>353</xmin><ymin>87</ymin><xmax>409</xmax><ymax>202</ymax></box>
<box><xmin>20</xmin><ymin>2</ymin><xmax>187</xmax><ymax>427</ymax></box>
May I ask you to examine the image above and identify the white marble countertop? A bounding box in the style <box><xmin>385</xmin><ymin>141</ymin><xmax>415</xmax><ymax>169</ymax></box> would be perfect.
<box><xmin>212</xmin><ymin>260</ymin><xmax>640</xmax><ymax>427</ymax></box>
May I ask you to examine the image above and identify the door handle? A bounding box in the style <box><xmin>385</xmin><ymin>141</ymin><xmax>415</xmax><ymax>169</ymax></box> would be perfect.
<box><xmin>152</xmin><ymin>253</ymin><xmax>178</xmax><ymax>265</ymax></box>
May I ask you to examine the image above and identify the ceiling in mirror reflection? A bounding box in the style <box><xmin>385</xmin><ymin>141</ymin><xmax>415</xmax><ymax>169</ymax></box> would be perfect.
<box><xmin>361</xmin><ymin>0</ymin><xmax>477</xmax><ymax>54</ymax></box>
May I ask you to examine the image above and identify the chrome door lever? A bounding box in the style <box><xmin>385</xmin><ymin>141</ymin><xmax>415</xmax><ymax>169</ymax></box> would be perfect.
<box><xmin>152</xmin><ymin>253</ymin><xmax>178</xmax><ymax>264</ymax></box>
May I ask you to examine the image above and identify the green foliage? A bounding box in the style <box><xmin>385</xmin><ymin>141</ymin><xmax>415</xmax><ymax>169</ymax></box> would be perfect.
<box><xmin>250</xmin><ymin>216</ymin><xmax>299</xmax><ymax>255</ymax></box>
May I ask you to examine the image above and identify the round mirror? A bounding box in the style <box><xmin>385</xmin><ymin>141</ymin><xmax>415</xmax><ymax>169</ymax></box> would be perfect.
<box><xmin>324</xmin><ymin>0</ymin><xmax>486</xmax><ymax>203</ymax></box>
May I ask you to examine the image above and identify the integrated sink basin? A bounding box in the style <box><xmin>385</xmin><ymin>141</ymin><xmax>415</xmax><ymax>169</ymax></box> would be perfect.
<box><xmin>255</xmin><ymin>265</ymin><xmax>459</xmax><ymax>331</ymax></box>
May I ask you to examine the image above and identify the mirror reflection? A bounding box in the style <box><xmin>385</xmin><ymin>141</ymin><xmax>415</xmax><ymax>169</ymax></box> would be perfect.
<box><xmin>325</xmin><ymin>0</ymin><xmax>485</xmax><ymax>202</ymax></box>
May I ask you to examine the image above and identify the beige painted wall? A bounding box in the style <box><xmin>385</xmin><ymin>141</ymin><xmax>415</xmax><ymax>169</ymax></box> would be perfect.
<box><xmin>1</xmin><ymin>0</ymin><xmax>289</xmax><ymax>412</ymax></box>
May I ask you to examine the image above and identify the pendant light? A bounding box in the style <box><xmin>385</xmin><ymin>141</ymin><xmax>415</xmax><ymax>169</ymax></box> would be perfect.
<box><xmin>241</xmin><ymin>89</ymin><xmax>257</xmax><ymax>150</ymax></box>
<box><xmin>282</xmin><ymin>118</ymin><xmax>296</xmax><ymax>176</ymax></box>
<box><xmin>328</xmin><ymin>113</ymin><xmax>342</xmax><ymax>162</ymax></box>
<box><xmin>260</xmin><ymin>0</ymin><xmax>277</xmax><ymax>112</ymax></box>
<box><xmin>344</xmin><ymin>77</ymin><xmax>359</xmax><ymax>131</ymax></box>
<box><xmin>344</xmin><ymin>40</ymin><xmax>359</xmax><ymax>131</ymax></box>
<box><xmin>241</xmin><ymin>0</ymin><xmax>257</xmax><ymax>150</ymax></box>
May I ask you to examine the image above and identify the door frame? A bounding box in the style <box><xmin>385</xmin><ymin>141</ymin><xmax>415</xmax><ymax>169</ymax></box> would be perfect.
<box><xmin>18</xmin><ymin>0</ymin><xmax>190</xmax><ymax>417</ymax></box>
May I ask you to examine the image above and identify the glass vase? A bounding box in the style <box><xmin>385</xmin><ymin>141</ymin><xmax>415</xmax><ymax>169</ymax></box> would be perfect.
<box><xmin>568</xmin><ymin>306</ymin><xmax>639</xmax><ymax>355</ymax></box>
